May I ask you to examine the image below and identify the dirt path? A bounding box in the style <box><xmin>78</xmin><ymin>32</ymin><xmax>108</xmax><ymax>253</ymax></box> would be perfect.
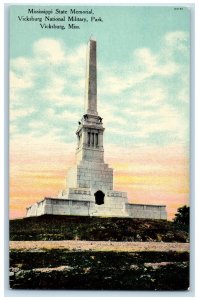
<box><xmin>10</xmin><ymin>240</ymin><xmax>189</xmax><ymax>252</ymax></box>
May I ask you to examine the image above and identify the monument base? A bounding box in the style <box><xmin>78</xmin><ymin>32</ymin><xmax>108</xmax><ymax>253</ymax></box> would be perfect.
<box><xmin>26</xmin><ymin>194</ymin><xmax>167</xmax><ymax>219</ymax></box>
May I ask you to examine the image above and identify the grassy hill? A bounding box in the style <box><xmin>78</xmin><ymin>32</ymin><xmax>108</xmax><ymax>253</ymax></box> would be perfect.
<box><xmin>10</xmin><ymin>215</ymin><xmax>189</xmax><ymax>242</ymax></box>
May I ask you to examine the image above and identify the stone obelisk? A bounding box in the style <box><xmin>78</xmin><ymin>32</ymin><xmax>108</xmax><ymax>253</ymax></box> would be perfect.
<box><xmin>85</xmin><ymin>37</ymin><xmax>98</xmax><ymax>115</ymax></box>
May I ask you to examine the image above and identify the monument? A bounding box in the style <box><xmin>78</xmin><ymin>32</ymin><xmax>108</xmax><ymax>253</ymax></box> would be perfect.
<box><xmin>26</xmin><ymin>37</ymin><xmax>167</xmax><ymax>220</ymax></box>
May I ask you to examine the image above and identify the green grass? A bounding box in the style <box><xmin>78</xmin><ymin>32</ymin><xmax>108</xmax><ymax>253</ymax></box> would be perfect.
<box><xmin>10</xmin><ymin>215</ymin><xmax>189</xmax><ymax>242</ymax></box>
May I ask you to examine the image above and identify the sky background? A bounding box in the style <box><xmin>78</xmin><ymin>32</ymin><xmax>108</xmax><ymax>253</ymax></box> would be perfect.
<box><xmin>9</xmin><ymin>5</ymin><xmax>190</xmax><ymax>220</ymax></box>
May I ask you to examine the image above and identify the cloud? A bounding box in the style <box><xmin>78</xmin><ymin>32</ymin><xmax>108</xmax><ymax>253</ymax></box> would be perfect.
<box><xmin>10</xmin><ymin>32</ymin><xmax>189</xmax><ymax>147</ymax></box>
<box><xmin>134</xmin><ymin>48</ymin><xmax>157</xmax><ymax>74</ymax></box>
<box><xmin>28</xmin><ymin>120</ymin><xmax>45</xmax><ymax>129</ymax></box>
<box><xmin>10</xmin><ymin>38</ymin><xmax>87</xmax><ymax>141</ymax></box>
<box><xmin>33</xmin><ymin>38</ymin><xmax>66</xmax><ymax>64</ymax></box>
<box><xmin>40</xmin><ymin>76</ymin><xmax>84</xmax><ymax>107</ymax></box>
<box><xmin>99</xmin><ymin>32</ymin><xmax>188</xmax><ymax>100</ymax></box>
<box><xmin>10</xmin><ymin>70</ymin><xmax>33</xmax><ymax>90</ymax></box>
<box><xmin>66</xmin><ymin>44</ymin><xmax>86</xmax><ymax>66</ymax></box>
<box><xmin>10</xmin><ymin>107</ymin><xmax>36</xmax><ymax>121</ymax></box>
<box><xmin>164</xmin><ymin>31</ymin><xmax>189</xmax><ymax>52</ymax></box>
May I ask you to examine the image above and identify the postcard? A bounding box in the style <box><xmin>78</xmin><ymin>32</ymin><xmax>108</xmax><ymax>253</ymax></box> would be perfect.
<box><xmin>9</xmin><ymin>5</ymin><xmax>190</xmax><ymax>290</ymax></box>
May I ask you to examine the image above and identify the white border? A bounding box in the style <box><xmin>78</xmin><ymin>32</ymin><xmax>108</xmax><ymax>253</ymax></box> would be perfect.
<box><xmin>1</xmin><ymin>0</ymin><xmax>197</xmax><ymax>299</ymax></box>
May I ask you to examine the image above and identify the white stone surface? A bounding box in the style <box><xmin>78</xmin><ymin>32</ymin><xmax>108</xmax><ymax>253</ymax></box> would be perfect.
<box><xmin>26</xmin><ymin>197</ymin><xmax>167</xmax><ymax>219</ymax></box>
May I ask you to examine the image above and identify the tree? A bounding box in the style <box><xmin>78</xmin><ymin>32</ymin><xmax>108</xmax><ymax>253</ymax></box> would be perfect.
<box><xmin>173</xmin><ymin>205</ymin><xmax>189</xmax><ymax>226</ymax></box>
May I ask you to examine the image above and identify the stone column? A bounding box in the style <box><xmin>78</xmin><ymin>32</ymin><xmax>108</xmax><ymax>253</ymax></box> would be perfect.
<box><xmin>95</xmin><ymin>133</ymin><xmax>98</xmax><ymax>147</ymax></box>
<box><xmin>88</xmin><ymin>132</ymin><xmax>90</xmax><ymax>146</ymax></box>
<box><xmin>93</xmin><ymin>132</ymin><xmax>96</xmax><ymax>148</ymax></box>
<box><xmin>98</xmin><ymin>132</ymin><xmax>103</xmax><ymax>149</ymax></box>
<box><xmin>83</xmin><ymin>128</ymin><xmax>87</xmax><ymax>147</ymax></box>
<box><xmin>91</xmin><ymin>132</ymin><xmax>94</xmax><ymax>147</ymax></box>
